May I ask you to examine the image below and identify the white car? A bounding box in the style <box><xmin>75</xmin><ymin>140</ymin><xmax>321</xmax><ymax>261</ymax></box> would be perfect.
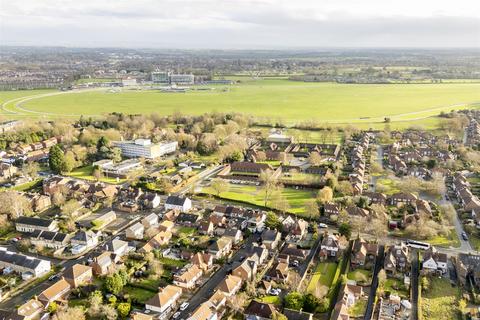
<box><xmin>173</xmin><ymin>312</ymin><xmax>181</xmax><ymax>319</ymax></box>
<box><xmin>319</xmin><ymin>223</ymin><xmax>328</xmax><ymax>228</ymax></box>
<box><xmin>268</xmin><ymin>288</ymin><xmax>281</xmax><ymax>296</ymax></box>
<box><xmin>180</xmin><ymin>302</ymin><xmax>189</xmax><ymax>311</ymax></box>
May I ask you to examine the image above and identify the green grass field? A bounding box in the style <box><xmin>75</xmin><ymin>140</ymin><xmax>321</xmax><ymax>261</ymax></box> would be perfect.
<box><xmin>202</xmin><ymin>184</ymin><xmax>316</xmax><ymax>216</ymax></box>
<box><xmin>422</xmin><ymin>277</ymin><xmax>461</xmax><ymax>320</ymax></box>
<box><xmin>3</xmin><ymin>80</ymin><xmax>479</xmax><ymax>125</ymax></box>
<box><xmin>65</xmin><ymin>165</ymin><xmax>127</xmax><ymax>184</ymax></box>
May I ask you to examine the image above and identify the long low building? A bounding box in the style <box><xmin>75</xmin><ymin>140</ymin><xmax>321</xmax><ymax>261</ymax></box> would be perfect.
<box><xmin>113</xmin><ymin>139</ymin><xmax>178</xmax><ymax>159</ymax></box>
<box><xmin>0</xmin><ymin>247</ymin><xmax>51</xmax><ymax>278</ymax></box>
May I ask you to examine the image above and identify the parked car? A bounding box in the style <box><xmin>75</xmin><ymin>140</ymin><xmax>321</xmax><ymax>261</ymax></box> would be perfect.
<box><xmin>319</xmin><ymin>223</ymin><xmax>328</xmax><ymax>229</ymax></box>
<box><xmin>173</xmin><ymin>312</ymin><xmax>181</xmax><ymax>319</ymax></box>
<box><xmin>268</xmin><ymin>288</ymin><xmax>282</xmax><ymax>296</ymax></box>
<box><xmin>461</xmin><ymin>232</ymin><xmax>469</xmax><ymax>241</ymax></box>
<box><xmin>180</xmin><ymin>302</ymin><xmax>189</xmax><ymax>311</ymax></box>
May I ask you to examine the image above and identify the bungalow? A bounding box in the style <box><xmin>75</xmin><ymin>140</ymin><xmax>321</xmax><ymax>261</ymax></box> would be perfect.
<box><xmin>261</xmin><ymin>229</ymin><xmax>281</xmax><ymax>250</ymax></box>
<box><xmin>389</xmin><ymin>192</ymin><xmax>418</xmax><ymax>206</ymax></box>
<box><xmin>177</xmin><ymin>213</ymin><xmax>201</xmax><ymax>226</ymax></box>
<box><xmin>91</xmin><ymin>210</ymin><xmax>117</xmax><ymax>229</ymax></box>
<box><xmin>17</xmin><ymin>299</ymin><xmax>44</xmax><ymax>320</ymax></box>
<box><xmin>165</xmin><ymin>195</ymin><xmax>192</xmax><ymax>212</ymax></box>
<box><xmin>64</xmin><ymin>264</ymin><xmax>93</xmax><ymax>288</ymax></box>
<box><xmin>244</xmin><ymin>300</ymin><xmax>276</xmax><ymax>320</ymax></box>
<box><xmin>173</xmin><ymin>264</ymin><xmax>203</xmax><ymax>289</ymax></box>
<box><xmin>145</xmin><ymin>285</ymin><xmax>183</xmax><ymax>314</ymax></box>
<box><xmin>126</xmin><ymin>222</ymin><xmax>145</xmax><ymax>240</ymax></box>
<box><xmin>38</xmin><ymin>278</ymin><xmax>71</xmax><ymax>307</ymax></box>
<box><xmin>216</xmin><ymin>274</ymin><xmax>243</xmax><ymax>297</ymax></box>
<box><xmin>422</xmin><ymin>247</ymin><xmax>447</xmax><ymax>275</ymax></box>
<box><xmin>208</xmin><ymin>236</ymin><xmax>233</xmax><ymax>259</ymax></box>
<box><xmin>264</xmin><ymin>262</ymin><xmax>289</xmax><ymax>284</ymax></box>
<box><xmin>15</xmin><ymin>216</ymin><xmax>59</xmax><ymax>233</ymax></box>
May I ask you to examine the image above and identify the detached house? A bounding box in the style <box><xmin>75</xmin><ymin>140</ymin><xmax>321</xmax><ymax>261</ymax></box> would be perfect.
<box><xmin>216</xmin><ymin>274</ymin><xmax>243</xmax><ymax>297</ymax></box>
<box><xmin>64</xmin><ymin>264</ymin><xmax>93</xmax><ymax>288</ymax></box>
<box><xmin>245</xmin><ymin>300</ymin><xmax>276</xmax><ymax>320</ymax></box>
<box><xmin>192</xmin><ymin>252</ymin><xmax>214</xmax><ymax>271</ymax></box>
<box><xmin>142</xmin><ymin>213</ymin><xmax>159</xmax><ymax>229</ymax></box>
<box><xmin>320</xmin><ymin>233</ymin><xmax>340</xmax><ymax>258</ymax></box>
<box><xmin>389</xmin><ymin>193</ymin><xmax>418</xmax><ymax>206</ymax></box>
<box><xmin>173</xmin><ymin>264</ymin><xmax>203</xmax><ymax>289</ymax></box>
<box><xmin>92</xmin><ymin>252</ymin><xmax>114</xmax><ymax>276</ymax></box>
<box><xmin>384</xmin><ymin>243</ymin><xmax>410</xmax><ymax>276</ymax></box>
<box><xmin>232</xmin><ymin>258</ymin><xmax>258</xmax><ymax>282</ymax></box>
<box><xmin>264</xmin><ymin>262</ymin><xmax>289</xmax><ymax>284</ymax></box>
<box><xmin>261</xmin><ymin>229</ymin><xmax>281</xmax><ymax>250</ymax></box>
<box><xmin>38</xmin><ymin>278</ymin><xmax>71</xmax><ymax>307</ymax></box>
<box><xmin>165</xmin><ymin>195</ymin><xmax>192</xmax><ymax>212</ymax></box>
<box><xmin>350</xmin><ymin>238</ymin><xmax>379</xmax><ymax>270</ymax></box>
<box><xmin>145</xmin><ymin>285</ymin><xmax>183</xmax><ymax>314</ymax></box>
<box><xmin>324</xmin><ymin>202</ymin><xmax>340</xmax><ymax>216</ymax></box>
<box><xmin>208</xmin><ymin>236</ymin><xmax>233</xmax><ymax>259</ymax></box>
<box><xmin>126</xmin><ymin>222</ymin><xmax>145</xmax><ymax>240</ymax></box>
<box><xmin>422</xmin><ymin>247</ymin><xmax>447</xmax><ymax>275</ymax></box>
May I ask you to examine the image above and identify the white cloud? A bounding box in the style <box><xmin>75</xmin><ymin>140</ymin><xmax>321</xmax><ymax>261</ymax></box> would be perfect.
<box><xmin>0</xmin><ymin>0</ymin><xmax>479</xmax><ymax>47</ymax></box>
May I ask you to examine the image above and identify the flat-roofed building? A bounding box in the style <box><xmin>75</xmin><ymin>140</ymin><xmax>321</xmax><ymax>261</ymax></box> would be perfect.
<box><xmin>113</xmin><ymin>139</ymin><xmax>177</xmax><ymax>159</ymax></box>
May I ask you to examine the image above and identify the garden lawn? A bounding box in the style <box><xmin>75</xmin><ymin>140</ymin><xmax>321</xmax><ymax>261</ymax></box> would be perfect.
<box><xmin>123</xmin><ymin>285</ymin><xmax>157</xmax><ymax>303</ymax></box>
<box><xmin>307</xmin><ymin>262</ymin><xmax>338</xmax><ymax>298</ymax></box>
<box><xmin>347</xmin><ymin>269</ymin><xmax>372</xmax><ymax>284</ymax></box>
<box><xmin>259</xmin><ymin>296</ymin><xmax>282</xmax><ymax>305</ymax></box>
<box><xmin>176</xmin><ymin>226</ymin><xmax>196</xmax><ymax>236</ymax></box>
<box><xmin>425</xmin><ymin>229</ymin><xmax>461</xmax><ymax>248</ymax></box>
<box><xmin>65</xmin><ymin>165</ymin><xmax>127</xmax><ymax>184</ymax></box>
<box><xmin>159</xmin><ymin>257</ymin><xmax>188</xmax><ymax>268</ymax></box>
<box><xmin>422</xmin><ymin>277</ymin><xmax>461</xmax><ymax>320</ymax></box>
<box><xmin>384</xmin><ymin>278</ymin><xmax>409</xmax><ymax>298</ymax></box>
<box><xmin>348</xmin><ymin>298</ymin><xmax>368</xmax><ymax>317</ymax></box>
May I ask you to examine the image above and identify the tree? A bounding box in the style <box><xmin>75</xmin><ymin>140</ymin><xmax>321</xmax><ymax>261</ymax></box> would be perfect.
<box><xmin>305</xmin><ymin>199</ymin><xmax>319</xmax><ymax>220</ymax></box>
<box><xmin>63</xmin><ymin>151</ymin><xmax>76</xmax><ymax>173</ymax></box>
<box><xmin>336</xmin><ymin>181</ymin><xmax>354</xmax><ymax>196</ymax></box>
<box><xmin>458</xmin><ymin>299</ymin><xmax>467</xmax><ymax>315</ymax></box>
<box><xmin>117</xmin><ymin>302</ymin><xmax>131</xmax><ymax>318</ymax></box>
<box><xmin>303</xmin><ymin>293</ymin><xmax>320</xmax><ymax>313</ymax></box>
<box><xmin>101</xmin><ymin>305</ymin><xmax>118</xmax><ymax>320</ymax></box>
<box><xmin>22</xmin><ymin>161</ymin><xmax>39</xmax><ymax>179</ymax></box>
<box><xmin>0</xmin><ymin>191</ymin><xmax>31</xmax><ymax>218</ymax></box>
<box><xmin>366</xmin><ymin>218</ymin><xmax>388</xmax><ymax>240</ymax></box>
<box><xmin>265</xmin><ymin>212</ymin><xmax>282</xmax><ymax>230</ymax></box>
<box><xmin>284</xmin><ymin>292</ymin><xmax>304</xmax><ymax>310</ymax></box>
<box><xmin>49</xmin><ymin>145</ymin><xmax>65</xmax><ymax>174</ymax></box>
<box><xmin>104</xmin><ymin>273</ymin><xmax>124</xmax><ymax>295</ymax></box>
<box><xmin>88</xmin><ymin>290</ymin><xmax>103</xmax><ymax>318</ymax></box>
<box><xmin>51</xmin><ymin>191</ymin><xmax>66</xmax><ymax>207</ymax></box>
<box><xmin>47</xmin><ymin>301</ymin><xmax>58</xmax><ymax>314</ymax></box>
<box><xmin>420</xmin><ymin>276</ymin><xmax>430</xmax><ymax>292</ymax></box>
<box><xmin>52</xmin><ymin>307</ymin><xmax>86</xmax><ymax>320</ymax></box>
<box><xmin>62</xmin><ymin>199</ymin><xmax>81</xmax><ymax>218</ymax></box>
<box><xmin>338</xmin><ymin>223</ymin><xmax>352</xmax><ymax>239</ymax></box>
<box><xmin>308</xmin><ymin>152</ymin><xmax>322</xmax><ymax>166</ymax></box>
<box><xmin>255</xmin><ymin>151</ymin><xmax>267</xmax><ymax>162</ymax></box>
<box><xmin>210</xmin><ymin>178</ymin><xmax>228</xmax><ymax>197</ymax></box>
<box><xmin>259</xmin><ymin>169</ymin><xmax>279</xmax><ymax>207</ymax></box>
<box><xmin>317</xmin><ymin>187</ymin><xmax>333</xmax><ymax>204</ymax></box>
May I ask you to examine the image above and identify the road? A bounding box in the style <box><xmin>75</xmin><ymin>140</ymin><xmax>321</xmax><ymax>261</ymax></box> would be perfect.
<box><xmin>176</xmin><ymin>235</ymin><xmax>257</xmax><ymax>319</ymax></box>
<box><xmin>363</xmin><ymin>245</ymin><xmax>385</xmax><ymax>320</ymax></box>
<box><xmin>0</xmin><ymin>214</ymin><xmax>142</xmax><ymax>310</ymax></box>
<box><xmin>410</xmin><ymin>250</ymin><xmax>420</xmax><ymax>320</ymax></box>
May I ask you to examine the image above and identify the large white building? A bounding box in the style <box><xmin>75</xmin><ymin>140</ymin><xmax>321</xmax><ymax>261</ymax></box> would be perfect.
<box><xmin>0</xmin><ymin>247</ymin><xmax>51</xmax><ymax>278</ymax></box>
<box><xmin>170</xmin><ymin>74</ymin><xmax>195</xmax><ymax>85</ymax></box>
<box><xmin>151</xmin><ymin>71</ymin><xmax>170</xmax><ymax>84</ymax></box>
<box><xmin>113</xmin><ymin>139</ymin><xmax>178</xmax><ymax>159</ymax></box>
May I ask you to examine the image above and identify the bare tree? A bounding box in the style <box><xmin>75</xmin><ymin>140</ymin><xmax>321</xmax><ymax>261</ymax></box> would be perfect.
<box><xmin>0</xmin><ymin>191</ymin><xmax>31</xmax><ymax>219</ymax></box>
<box><xmin>308</xmin><ymin>152</ymin><xmax>322</xmax><ymax>166</ymax></box>
<box><xmin>210</xmin><ymin>179</ymin><xmax>228</xmax><ymax>197</ymax></box>
<box><xmin>260</xmin><ymin>169</ymin><xmax>279</xmax><ymax>207</ymax></box>
<box><xmin>317</xmin><ymin>186</ymin><xmax>333</xmax><ymax>204</ymax></box>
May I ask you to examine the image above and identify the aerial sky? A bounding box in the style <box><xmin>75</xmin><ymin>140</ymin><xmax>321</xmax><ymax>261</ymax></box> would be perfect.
<box><xmin>1</xmin><ymin>0</ymin><xmax>479</xmax><ymax>48</ymax></box>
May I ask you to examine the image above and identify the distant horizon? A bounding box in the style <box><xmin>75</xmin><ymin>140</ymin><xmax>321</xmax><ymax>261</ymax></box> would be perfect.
<box><xmin>1</xmin><ymin>0</ymin><xmax>478</xmax><ymax>49</ymax></box>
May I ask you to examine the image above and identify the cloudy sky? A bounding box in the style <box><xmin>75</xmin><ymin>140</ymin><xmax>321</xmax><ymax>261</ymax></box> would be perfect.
<box><xmin>1</xmin><ymin>0</ymin><xmax>479</xmax><ymax>48</ymax></box>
